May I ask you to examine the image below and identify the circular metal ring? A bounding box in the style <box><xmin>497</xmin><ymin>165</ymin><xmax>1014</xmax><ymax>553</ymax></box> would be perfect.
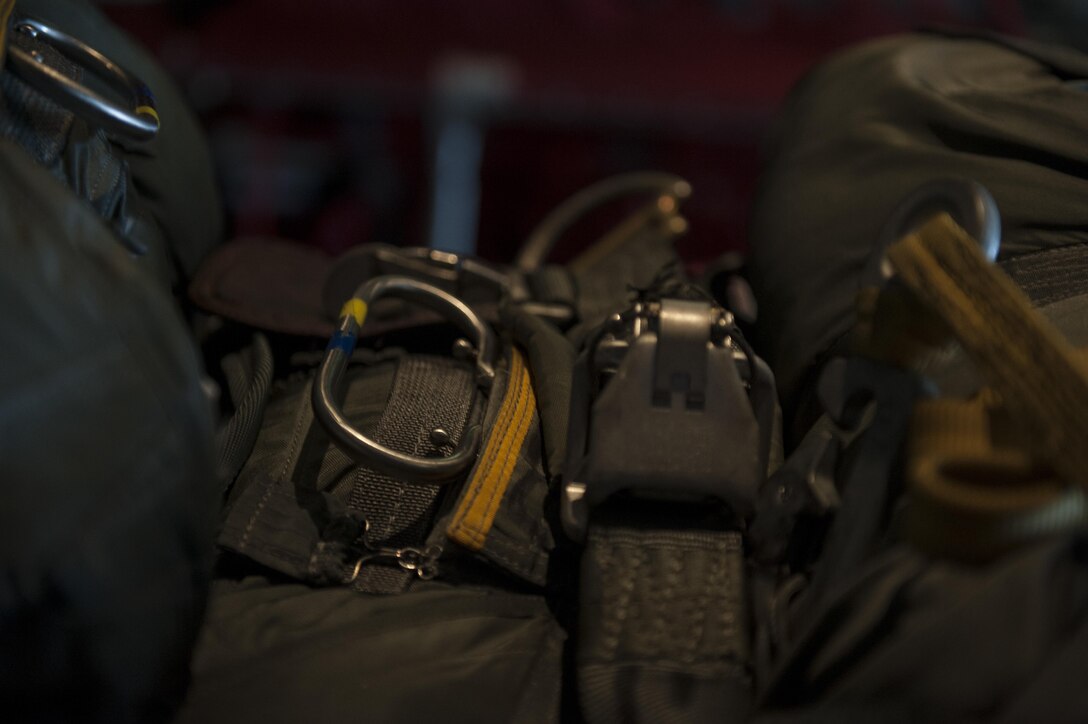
<box><xmin>867</xmin><ymin>178</ymin><xmax>1001</xmax><ymax>286</ymax></box>
<box><xmin>313</xmin><ymin>276</ymin><xmax>496</xmax><ymax>482</ymax></box>
<box><xmin>5</xmin><ymin>17</ymin><xmax>159</xmax><ymax>141</ymax></box>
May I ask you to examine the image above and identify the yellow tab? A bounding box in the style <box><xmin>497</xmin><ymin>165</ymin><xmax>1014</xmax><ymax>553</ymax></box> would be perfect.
<box><xmin>340</xmin><ymin>298</ymin><xmax>368</xmax><ymax>326</ymax></box>
<box><xmin>447</xmin><ymin>348</ymin><xmax>536</xmax><ymax>551</ymax></box>
<box><xmin>0</xmin><ymin>0</ymin><xmax>15</xmax><ymax>57</ymax></box>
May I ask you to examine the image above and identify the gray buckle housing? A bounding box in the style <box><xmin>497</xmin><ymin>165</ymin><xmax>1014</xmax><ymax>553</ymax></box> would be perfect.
<box><xmin>562</xmin><ymin>298</ymin><xmax>774</xmax><ymax>540</ymax></box>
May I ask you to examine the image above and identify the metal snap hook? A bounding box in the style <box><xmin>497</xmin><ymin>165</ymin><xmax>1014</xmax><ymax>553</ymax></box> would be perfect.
<box><xmin>313</xmin><ymin>275</ymin><xmax>496</xmax><ymax>482</ymax></box>
<box><xmin>5</xmin><ymin>17</ymin><xmax>159</xmax><ymax>141</ymax></box>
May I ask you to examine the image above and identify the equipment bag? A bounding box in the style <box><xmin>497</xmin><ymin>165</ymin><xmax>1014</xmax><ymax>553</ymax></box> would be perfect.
<box><xmin>177</xmin><ymin>172</ymin><xmax>757</xmax><ymax>724</ymax></box>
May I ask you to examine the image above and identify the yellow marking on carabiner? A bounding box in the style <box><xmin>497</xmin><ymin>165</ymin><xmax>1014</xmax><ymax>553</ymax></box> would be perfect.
<box><xmin>135</xmin><ymin>105</ymin><xmax>160</xmax><ymax>124</ymax></box>
<box><xmin>340</xmin><ymin>298</ymin><xmax>368</xmax><ymax>326</ymax></box>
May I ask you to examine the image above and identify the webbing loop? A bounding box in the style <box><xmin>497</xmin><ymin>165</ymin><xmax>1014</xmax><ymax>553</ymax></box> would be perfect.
<box><xmin>880</xmin><ymin>213</ymin><xmax>1088</xmax><ymax>558</ymax></box>
<box><xmin>888</xmin><ymin>213</ymin><xmax>1088</xmax><ymax>488</ymax></box>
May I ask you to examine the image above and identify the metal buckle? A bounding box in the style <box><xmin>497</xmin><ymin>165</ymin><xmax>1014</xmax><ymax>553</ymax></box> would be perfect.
<box><xmin>313</xmin><ymin>275</ymin><xmax>496</xmax><ymax>482</ymax></box>
<box><xmin>5</xmin><ymin>17</ymin><xmax>159</xmax><ymax>141</ymax></box>
<box><xmin>323</xmin><ymin>243</ymin><xmax>575</xmax><ymax>326</ymax></box>
<box><xmin>561</xmin><ymin>297</ymin><xmax>776</xmax><ymax>540</ymax></box>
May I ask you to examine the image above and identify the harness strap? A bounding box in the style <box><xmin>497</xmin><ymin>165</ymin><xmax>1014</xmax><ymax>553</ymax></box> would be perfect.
<box><xmin>578</xmin><ymin>506</ymin><xmax>750</xmax><ymax>724</ymax></box>
<box><xmin>887</xmin><ymin>213</ymin><xmax>1088</xmax><ymax>488</ymax></box>
<box><xmin>447</xmin><ymin>348</ymin><xmax>535</xmax><ymax>550</ymax></box>
<box><xmin>1002</xmin><ymin>242</ymin><xmax>1088</xmax><ymax>307</ymax></box>
<box><xmin>566</xmin><ymin>199</ymin><xmax>686</xmax><ymax>326</ymax></box>
<box><xmin>219</xmin><ymin>354</ymin><xmax>476</xmax><ymax>590</ymax></box>
<box><xmin>216</xmin><ymin>331</ymin><xmax>274</xmax><ymax>488</ymax></box>
<box><xmin>871</xmin><ymin>214</ymin><xmax>1088</xmax><ymax>559</ymax></box>
<box><xmin>344</xmin><ymin>356</ymin><xmax>474</xmax><ymax>593</ymax></box>
<box><xmin>904</xmin><ymin>392</ymin><xmax>1088</xmax><ymax>561</ymax></box>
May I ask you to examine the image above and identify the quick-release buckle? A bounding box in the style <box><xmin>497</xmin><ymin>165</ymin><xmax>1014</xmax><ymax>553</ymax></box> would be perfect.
<box><xmin>4</xmin><ymin>17</ymin><xmax>159</xmax><ymax>141</ymax></box>
<box><xmin>313</xmin><ymin>275</ymin><xmax>496</xmax><ymax>482</ymax></box>
<box><xmin>561</xmin><ymin>297</ymin><xmax>776</xmax><ymax>540</ymax></box>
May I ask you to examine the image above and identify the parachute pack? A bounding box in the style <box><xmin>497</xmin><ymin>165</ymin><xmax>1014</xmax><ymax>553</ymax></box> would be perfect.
<box><xmin>4</xmin><ymin>2</ymin><xmax>1088</xmax><ymax>722</ymax></box>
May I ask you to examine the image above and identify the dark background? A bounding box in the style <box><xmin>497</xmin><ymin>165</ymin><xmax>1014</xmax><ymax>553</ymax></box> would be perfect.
<box><xmin>98</xmin><ymin>0</ymin><xmax>1035</xmax><ymax>267</ymax></box>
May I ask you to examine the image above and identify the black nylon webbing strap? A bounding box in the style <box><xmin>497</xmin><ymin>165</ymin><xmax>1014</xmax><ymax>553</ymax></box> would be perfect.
<box><xmin>216</xmin><ymin>332</ymin><xmax>274</xmax><ymax>488</ymax></box>
<box><xmin>571</xmin><ymin>230</ymin><xmax>679</xmax><ymax>326</ymax></box>
<box><xmin>578</xmin><ymin>518</ymin><xmax>751</xmax><ymax>724</ymax></box>
<box><xmin>346</xmin><ymin>355</ymin><xmax>474</xmax><ymax>594</ymax></box>
<box><xmin>1000</xmin><ymin>243</ymin><xmax>1088</xmax><ymax>308</ymax></box>
<box><xmin>217</xmin><ymin>353</ymin><xmax>477</xmax><ymax>593</ymax></box>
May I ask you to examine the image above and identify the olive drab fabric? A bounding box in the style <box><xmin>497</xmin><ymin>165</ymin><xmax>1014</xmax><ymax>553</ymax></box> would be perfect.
<box><xmin>744</xmin><ymin>32</ymin><xmax>1088</xmax><ymax>724</ymax></box>
<box><xmin>747</xmin><ymin>30</ymin><xmax>1088</xmax><ymax>437</ymax></box>
<box><xmin>7</xmin><ymin>4</ymin><xmax>1088</xmax><ymax>722</ymax></box>
<box><xmin>0</xmin><ymin>0</ymin><xmax>221</xmax><ymax>721</ymax></box>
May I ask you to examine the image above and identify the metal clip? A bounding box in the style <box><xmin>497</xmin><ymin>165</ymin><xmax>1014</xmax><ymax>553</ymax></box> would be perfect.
<box><xmin>5</xmin><ymin>17</ymin><xmax>159</xmax><ymax>141</ymax></box>
<box><xmin>345</xmin><ymin>520</ymin><xmax>442</xmax><ymax>582</ymax></box>
<box><xmin>313</xmin><ymin>275</ymin><xmax>496</xmax><ymax>482</ymax></box>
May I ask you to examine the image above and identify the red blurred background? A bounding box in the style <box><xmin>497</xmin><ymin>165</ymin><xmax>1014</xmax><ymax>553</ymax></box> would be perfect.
<box><xmin>101</xmin><ymin>0</ymin><xmax>1026</xmax><ymax>265</ymax></box>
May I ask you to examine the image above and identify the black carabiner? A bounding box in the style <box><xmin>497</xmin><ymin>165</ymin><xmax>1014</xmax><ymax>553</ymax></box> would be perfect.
<box><xmin>313</xmin><ymin>276</ymin><xmax>496</xmax><ymax>482</ymax></box>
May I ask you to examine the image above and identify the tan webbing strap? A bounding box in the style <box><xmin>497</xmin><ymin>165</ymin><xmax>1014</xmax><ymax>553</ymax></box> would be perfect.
<box><xmin>447</xmin><ymin>348</ymin><xmax>537</xmax><ymax>550</ymax></box>
<box><xmin>887</xmin><ymin>213</ymin><xmax>1088</xmax><ymax>489</ymax></box>
<box><xmin>904</xmin><ymin>392</ymin><xmax>1088</xmax><ymax>561</ymax></box>
<box><xmin>0</xmin><ymin>0</ymin><xmax>14</xmax><ymax>58</ymax></box>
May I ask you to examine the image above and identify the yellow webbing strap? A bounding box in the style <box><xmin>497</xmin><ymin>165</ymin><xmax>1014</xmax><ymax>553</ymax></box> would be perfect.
<box><xmin>887</xmin><ymin>213</ymin><xmax>1088</xmax><ymax>488</ymax></box>
<box><xmin>0</xmin><ymin>0</ymin><xmax>15</xmax><ymax>58</ymax></box>
<box><xmin>881</xmin><ymin>213</ymin><xmax>1088</xmax><ymax>559</ymax></box>
<box><xmin>447</xmin><ymin>348</ymin><xmax>536</xmax><ymax>550</ymax></box>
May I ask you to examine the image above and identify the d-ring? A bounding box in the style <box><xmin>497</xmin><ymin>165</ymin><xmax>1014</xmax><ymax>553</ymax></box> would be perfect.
<box><xmin>313</xmin><ymin>276</ymin><xmax>496</xmax><ymax>482</ymax></box>
<box><xmin>5</xmin><ymin>17</ymin><xmax>159</xmax><ymax>141</ymax></box>
<box><xmin>866</xmin><ymin>178</ymin><xmax>1001</xmax><ymax>286</ymax></box>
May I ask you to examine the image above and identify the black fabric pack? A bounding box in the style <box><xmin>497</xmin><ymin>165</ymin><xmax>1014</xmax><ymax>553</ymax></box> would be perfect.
<box><xmin>0</xmin><ymin>1</ymin><xmax>221</xmax><ymax>720</ymax></box>
<box><xmin>9</xmin><ymin>2</ymin><xmax>1088</xmax><ymax>721</ymax></box>
<box><xmin>743</xmin><ymin>31</ymin><xmax>1088</xmax><ymax>724</ymax></box>
<box><xmin>747</xmin><ymin>30</ymin><xmax>1088</xmax><ymax>438</ymax></box>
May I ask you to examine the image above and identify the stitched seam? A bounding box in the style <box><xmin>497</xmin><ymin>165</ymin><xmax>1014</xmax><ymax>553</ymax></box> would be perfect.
<box><xmin>467</xmin><ymin>364</ymin><xmax>535</xmax><ymax>546</ymax></box>
<box><xmin>448</xmin><ymin>351</ymin><xmax>520</xmax><ymax>541</ymax></box>
<box><xmin>456</xmin><ymin>355</ymin><xmax>517</xmax><ymax>529</ymax></box>
<box><xmin>239</xmin><ymin>383</ymin><xmax>312</xmax><ymax>549</ymax></box>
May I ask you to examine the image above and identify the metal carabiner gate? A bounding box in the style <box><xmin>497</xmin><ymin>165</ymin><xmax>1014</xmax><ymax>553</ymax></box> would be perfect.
<box><xmin>313</xmin><ymin>276</ymin><xmax>496</xmax><ymax>482</ymax></box>
<box><xmin>4</xmin><ymin>16</ymin><xmax>159</xmax><ymax>141</ymax></box>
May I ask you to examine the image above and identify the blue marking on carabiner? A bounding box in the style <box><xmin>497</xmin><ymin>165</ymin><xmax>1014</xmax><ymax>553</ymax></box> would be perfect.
<box><xmin>326</xmin><ymin>329</ymin><xmax>357</xmax><ymax>356</ymax></box>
